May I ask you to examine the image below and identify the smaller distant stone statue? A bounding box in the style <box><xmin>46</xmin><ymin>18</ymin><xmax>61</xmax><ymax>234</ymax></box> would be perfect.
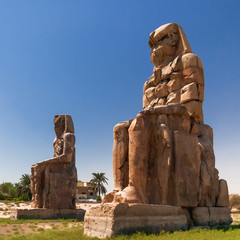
<box><xmin>31</xmin><ymin>114</ymin><xmax>77</xmax><ymax>209</ymax></box>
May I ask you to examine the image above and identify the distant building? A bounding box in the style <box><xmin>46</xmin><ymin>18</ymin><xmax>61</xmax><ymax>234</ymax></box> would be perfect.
<box><xmin>76</xmin><ymin>181</ymin><xmax>97</xmax><ymax>201</ymax></box>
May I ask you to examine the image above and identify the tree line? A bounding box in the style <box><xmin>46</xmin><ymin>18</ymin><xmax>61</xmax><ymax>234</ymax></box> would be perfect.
<box><xmin>0</xmin><ymin>172</ymin><xmax>109</xmax><ymax>202</ymax></box>
<box><xmin>230</xmin><ymin>194</ymin><xmax>240</xmax><ymax>211</ymax></box>
<box><xmin>0</xmin><ymin>174</ymin><xmax>31</xmax><ymax>201</ymax></box>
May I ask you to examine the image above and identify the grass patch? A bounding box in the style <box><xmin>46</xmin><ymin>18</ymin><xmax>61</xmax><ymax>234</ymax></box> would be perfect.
<box><xmin>0</xmin><ymin>218</ymin><xmax>81</xmax><ymax>225</ymax></box>
<box><xmin>62</xmin><ymin>222</ymin><xmax>68</xmax><ymax>227</ymax></box>
<box><xmin>0</xmin><ymin>225</ymin><xmax>239</xmax><ymax>240</ymax></box>
<box><xmin>28</xmin><ymin>225</ymin><xmax>37</xmax><ymax>229</ymax></box>
<box><xmin>37</xmin><ymin>228</ymin><xmax>44</xmax><ymax>232</ymax></box>
<box><xmin>50</xmin><ymin>224</ymin><xmax>60</xmax><ymax>230</ymax></box>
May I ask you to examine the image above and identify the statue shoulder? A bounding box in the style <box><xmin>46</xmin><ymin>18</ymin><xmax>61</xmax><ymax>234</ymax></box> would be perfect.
<box><xmin>63</xmin><ymin>132</ymin><xmax>75</xmax><ymax>146</ymax></box>
<box><xmin>181</xmin><ymin>53</ymin><xmax>203</xmax><ymax>70</ymax></box>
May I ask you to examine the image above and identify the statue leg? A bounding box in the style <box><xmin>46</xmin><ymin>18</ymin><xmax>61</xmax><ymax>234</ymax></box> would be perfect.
<box><xmin>42</xmin><ymin>166</ymin><xmax>50</xmax><ymax>208</ymax></box>
<box><xmin>128</xmin><ymin>114</ymin><xmax>152</xmax><ymax>204</ymax></box>
<box><xmin>152</xmin><ymin>116</ymin><xmax>172</xmax><ymax>204</ymax></box>
<box><xmin>157</xmin><ymin>148</ymin><xmax>171</xmax><ymax>204</ymax></box>
<box><xmin>113</xmin><ymin>121</ymin><xmax>130</xmax><ymax>191</ymax></box>
<box><xmin>31</xmin><ymin>164</ymin><xmax>43</xmax><ymax>208</ymax></box>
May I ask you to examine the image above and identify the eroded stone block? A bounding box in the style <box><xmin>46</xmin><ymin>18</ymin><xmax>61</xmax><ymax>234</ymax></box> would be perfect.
<box><xmin>183</xmin><ymin>67</ymin><xmax>204</xmax><ymax>85</ymax></box>
<box><xmin>166</xmin><ymin>90</ymin><xmax>180</xmax><ymax>104</ymax></box>
<box><xmin>192</xmin><ymin>207</ymin><xmax>209</xmax><ymax>226</ymax></box>
<box><xmin>167</xmin><ymin>79</ymin><xmax>180</xmax><ymax>93</ymax></box>
<box><xmin>209</xmin><ymin>207</ymin><xmax>232</xmax><ymax>226</ymax></box>
<box><xmin>155</xmin><ymin>83</ymin><xmax>168</xmax><ymax>98</ymax></box>
<box><xmin>180</xmin><ymin>82</ymin><xmax>199</xmax><ymax>104</ymax></box>
<box><xmin>183</xmin><ymin>101</ymin><xmax>203</xmax><ymax>121</ymax></box>
<box><xmin>84</xmin><ymin>203</ymin><xmax>188</xmax><ymax>238</ymax></box>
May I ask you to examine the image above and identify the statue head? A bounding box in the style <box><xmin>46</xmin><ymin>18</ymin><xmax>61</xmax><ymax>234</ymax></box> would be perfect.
<box><xmin>54</xmin><ymin>114</ymin><xmax>74</xmax><ymax>137</ymax></box>
<box><xmin>148</xmin><ymin>23</ymin><xmax>192</xmax><ymax>67</ymax></box>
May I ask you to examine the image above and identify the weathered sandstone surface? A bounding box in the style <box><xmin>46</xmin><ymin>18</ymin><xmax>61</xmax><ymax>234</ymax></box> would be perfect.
<box><xmin>84</xmin><ymin>203</ymin><xmax>188</xmax><ymax>238</ymax></box>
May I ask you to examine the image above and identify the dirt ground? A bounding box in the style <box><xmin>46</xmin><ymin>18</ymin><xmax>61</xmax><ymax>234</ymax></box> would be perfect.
<box><xmin>0</xmin><ymin>221</ymin><xmax>83</xmax><ymax>237</ymax></box>
<box><xmin>0</xmin><ymin>202</ymin><xmax>100</xmax><ymax>237</ymax></box>
<box><xmin>232</xmin><ymin>213</ymin><xmax>240</xmax><ymax>224</ymax></box>
<box><xmin>0</xmin><ymin>202</ymin><xmax>99</xmax><ymax>218</ymax></box>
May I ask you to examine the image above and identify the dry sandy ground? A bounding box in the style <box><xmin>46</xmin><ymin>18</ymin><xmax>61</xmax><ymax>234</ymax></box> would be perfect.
<box><xmin>232</xmin><ymin>213</ymin><xmax>240</xmax><ymax>224</ymax></box>
<box><xmin>0</xmin><ymin>202</ymin><xmax>99</xmax><ymax>218</ymax></box>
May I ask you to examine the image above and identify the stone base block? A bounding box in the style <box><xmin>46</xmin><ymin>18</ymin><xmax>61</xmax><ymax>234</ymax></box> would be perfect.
<box><xmin>10</xmin><ymin>208</ymin><xmax>85</xmax><ymax>220</ymax></box>
<box><xmin>84</xmin><ymin>203</ymin><xmax>188</xmax><ymax>238</ymax></box>
<box><xmin>191</xmin><ymin>207</ymin><xmax>232</xmax><ymax>226</ymax></box>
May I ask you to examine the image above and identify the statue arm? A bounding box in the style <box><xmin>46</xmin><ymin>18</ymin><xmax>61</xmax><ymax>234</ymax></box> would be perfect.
<box><xmin>37</xmin><ymin>134</ymin><xmax>75</xmax><ymax>167</ymax></box>
<box><xmin>63</xmin><ymin>133</ymin><xmax>75</xmax><ymax>155</ymax></box>
<box><xmin>36</xmin><ymin>154</ymin><xmax>69</xmax><ymax>166</ymax></box>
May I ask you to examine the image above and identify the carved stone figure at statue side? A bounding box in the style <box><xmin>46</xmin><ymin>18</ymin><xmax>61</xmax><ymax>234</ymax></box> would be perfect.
<box><xmin>31</xmin><ymin>114</ymin><xmax>77</xmax><ymax>209</ymax></box>
<box><xmin>103</xmin><ymin>23</ymin><xmax>230</xmax><ymax>208</ymax></box>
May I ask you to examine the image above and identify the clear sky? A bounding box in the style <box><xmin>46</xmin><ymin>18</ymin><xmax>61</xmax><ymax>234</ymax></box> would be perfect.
<box><xmin>0</xmin><ymin>0</ymin><xmax>239</xmax><ymax>194</ymax></box>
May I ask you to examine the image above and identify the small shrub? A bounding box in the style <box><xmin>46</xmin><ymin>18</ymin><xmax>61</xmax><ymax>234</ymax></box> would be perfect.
<box><xmin>37</xmin><ymin>227</ymin><xmax>44</xmax><ymax>232</ymax></box>
<box><xmin>0</xmin><ymin>192</ymin><xmax>5</xmax><ymax>200</ymax></box>
<box><xmin>19</xmin><ymin>193</ymin><xmax>30</xmax><ymax>201</ymax></box>
<box><xmin>96</xmin><ymin>195</ymin><xmax>102</xmax><ymax>202</ymax></box>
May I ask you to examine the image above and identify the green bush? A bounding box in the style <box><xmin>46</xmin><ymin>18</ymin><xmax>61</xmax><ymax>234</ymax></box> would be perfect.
<box><xmin>0</xmin><ymin>192</ymin><xmax>5</xmax><ymax>200</ymax></box>
<box><xmin>96</xmin><ymin>196</ymin><xmax>102</xmax><ymax>202</ymax></box>
<box><xmin>20</xmin><ymin>193</ymin><xmax>30</xmax><ymax>201</ymax></box>
<box><xmin>9</xmin><ymin>187</ymin><xmax>17</xmax><ymax>199</ymax></box>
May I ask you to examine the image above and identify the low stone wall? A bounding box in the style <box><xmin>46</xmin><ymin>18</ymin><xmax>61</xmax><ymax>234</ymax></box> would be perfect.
<box><xmin>10</xmin><ymin>208</ymin><xmax>85</xmax><ymax>220</ymax></box>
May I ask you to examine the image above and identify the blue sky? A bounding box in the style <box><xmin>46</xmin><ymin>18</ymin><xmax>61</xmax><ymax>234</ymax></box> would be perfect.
<box><xmin>0</xmin><ymin>1</ymin><xmax>239</xmax><ymax>194</ymax></box>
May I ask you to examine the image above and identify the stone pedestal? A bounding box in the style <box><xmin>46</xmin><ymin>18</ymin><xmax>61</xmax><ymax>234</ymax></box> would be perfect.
<box><xmin>10</xmin><ymin>208</ymin><xmax>85</xmax><ymax>220</ymax></box>
<box><xmin>84</xmin><ymin>203</ymin><xmax>188</xmax><ymax>238</ymax></box>
<box><xmin>191</xmin><ymin>207</ymin><xmax>232</xmax><ymax>227</ymax></box>
<box><xmin>84</xmin><ymin>204</ymin><xmax>233</xmax><ymax>238</ymax></box>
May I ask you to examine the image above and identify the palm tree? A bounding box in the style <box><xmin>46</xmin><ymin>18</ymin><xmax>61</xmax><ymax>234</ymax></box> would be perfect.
<box><xmin>17</xmin><ymin>174</ymin><xmax>32</xmax><ymax>201</ymax></box>
<box><xmin>90</xmin><ymin>173</ymin><xmax>108</xmax><ymax>197</ymax></box>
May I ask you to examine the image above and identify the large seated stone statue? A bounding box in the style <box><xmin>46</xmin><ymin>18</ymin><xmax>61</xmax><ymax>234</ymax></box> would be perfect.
<box><xmin>84</xmin><ymin>23</ymin><xmax>232</xmax><ymax>237</ymax></box>
<box><xmin>104</xmin><ymin>23</ymin><xmax>229</xmax><ymax>207</ymax></box>
<box><xmin>31</xmin><ymin>114</ymin><xmax>77</xmax><ymax>209</ymax></box>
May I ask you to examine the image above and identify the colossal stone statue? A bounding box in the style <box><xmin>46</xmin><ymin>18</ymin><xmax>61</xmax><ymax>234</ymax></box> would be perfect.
<box><xmin>84</xmin><ymin>23</ymin><xmax>232</xmax><ymax>237</ymax></box>
<box><xmin>31</xmin><ymin>114</ymin><xmax>77</xmax><ymax>209</ymax></box>
<box><xmin>104</xmin><ymin>23</ymin><xmax>229</xmax><ymax>207</ymax></box>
